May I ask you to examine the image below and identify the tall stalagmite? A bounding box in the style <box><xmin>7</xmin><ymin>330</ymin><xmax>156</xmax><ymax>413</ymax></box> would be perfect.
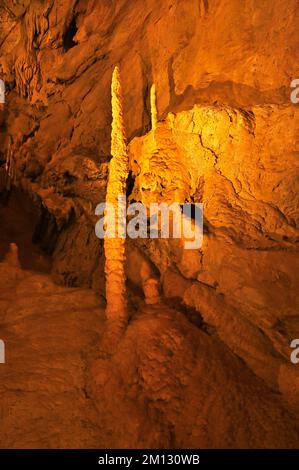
<box><xmin>104</xmin><ymin>66</ymin><xmax>129</xmax><ymax>327</ymax></box>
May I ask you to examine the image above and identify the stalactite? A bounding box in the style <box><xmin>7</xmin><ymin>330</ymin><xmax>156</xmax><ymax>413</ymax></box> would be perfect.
<box><xmin>150</xmin><ymin>84</ymin><xmax>157</xmax><ymax>131</ymax></box>
<box><xmin>24</xmin><ymin>0</ymin><xmax>52</xmax><ymax>51</ymax></box>
<box><xmin>15</xmin><ymin>51</ymin><xmax>38</xmax><ymax>99</ymax></box>
<box><xmin>14</xmin><ymin>1</ymin><xmax>51</xmax><ymax>100</ymax></box>
<box><xmin>104</xmin><ymin>66</ymin><xmax>129</xmax><ymax>328</ymax></box>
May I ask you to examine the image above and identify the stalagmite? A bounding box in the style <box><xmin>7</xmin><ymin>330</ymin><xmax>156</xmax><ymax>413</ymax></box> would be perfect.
<box><xmin>104</xmin><ymin>66</ymin><xmax>129</xmax><ymax>328</ymax></box>
<box><xmin>150</xmin><ymin>84</ymin><xmax>157</xmax><ymax>131</ymax></box>
<box><xmin>4</xmin><ymin>243</ymin><xmax>21</xmax><ymax>269</ymax></box>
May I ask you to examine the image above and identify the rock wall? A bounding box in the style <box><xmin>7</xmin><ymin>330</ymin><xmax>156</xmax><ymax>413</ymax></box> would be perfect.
<box><xmin>128</xmin><ymin>104</ymin><xmax>299</xmax><ymax>393</ymax></box>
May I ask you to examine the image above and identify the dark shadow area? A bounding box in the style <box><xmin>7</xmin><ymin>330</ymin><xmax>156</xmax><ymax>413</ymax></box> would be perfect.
<box><xmin>62</xmin><ymin>16</ymin><xmax>78</xmax><ymax>51</ymax></box>
<box><xmin>0</xmin><ymin>188</ymin><xmax>51</xmax><ymax>272</ymax></box>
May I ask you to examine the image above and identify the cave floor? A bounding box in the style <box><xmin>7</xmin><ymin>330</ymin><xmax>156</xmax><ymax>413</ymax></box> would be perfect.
<box><xmin>1</xmin><ymin>256</ymin><xmax>299</xmax><ymax>448</ymax></box>
<box><xmin>0</xmin><ymin>192</ymin><xmax>107</xmax><ymax>447</ymax></box>
<box><xmin>0</xmin><ymin>259</ymin><xmax>106</xmax><ymax>448</ymax></box>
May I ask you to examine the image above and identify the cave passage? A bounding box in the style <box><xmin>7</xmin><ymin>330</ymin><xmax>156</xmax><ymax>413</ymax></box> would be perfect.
<box><xmin>0</xmin><ymin>189</ymin><xmax>51</xmax><ymax>273</ymax></box>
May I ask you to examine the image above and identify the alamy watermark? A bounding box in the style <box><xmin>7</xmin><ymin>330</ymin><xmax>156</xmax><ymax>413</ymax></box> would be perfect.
<box><xmin>290</xmin><ymin>79</ymin><xmax>299</xmax><ymax>104</ymax></box>
<box><xmin>0</xmin><ymin>79</ymin><xmax>5</xmax><ymax>104</ymax></box>
<box><xmin>290</xmin><ymin>339</ymin><xmax>299</xmax><ymax>364</ymax></box>
<box><xmin>0</xmin><ymin>339</ymin><xmax>5</xmax><ymax>364</ymax></box>
<box><xmin>95</xmin><ymin>197</ymin><xmax>203</xmax><ymax>249</ymax></box>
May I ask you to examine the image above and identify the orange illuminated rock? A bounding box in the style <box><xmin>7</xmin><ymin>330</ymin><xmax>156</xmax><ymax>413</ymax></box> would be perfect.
<box><xmin>0</xmin><ymin>0</ymin><xmax>299</xmax><ymax>450</ymax></box>
<box><xmin>104</xmin><ymin>66</ymin><xmax>129</xmax><ymax>328</ymax></box>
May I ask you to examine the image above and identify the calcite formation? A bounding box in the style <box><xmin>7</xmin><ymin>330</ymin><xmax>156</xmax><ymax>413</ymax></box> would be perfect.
<box><xmin>104</xmin><ymin>66</ymin><xmax>129</xmax><ymax>328</ymax></box>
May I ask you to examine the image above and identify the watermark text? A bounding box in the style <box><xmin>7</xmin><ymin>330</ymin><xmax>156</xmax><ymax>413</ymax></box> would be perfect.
<box><xmin>0</xmin><ymin>79</ymin><xmax>5</xmax><ymax>104</ymax></box>
<box><xmin>290</xmin><ymin>79</ymin><xmax>299</xmax><ymax>104</ymax></box>
<box><xmin>95</xmin><ymin>197</ymin><xmax>203</xmax><ymax>249</ymax></box>
<box><xmin>0</xmin><ymin>339</ymin><xmax>5</xmax><ymax>364</ymax></box>
<box><xmin>290</xmin><ymin>339</ymin><xmax>299</xmax><ymax>364</ymax></box>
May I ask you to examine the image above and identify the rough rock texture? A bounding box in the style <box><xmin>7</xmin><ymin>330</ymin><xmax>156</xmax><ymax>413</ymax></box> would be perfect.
<box><xmin>128</xmin><ymin>104</ymin><xmax>299</xmax><ymax>397</ymax></box>
<box><xmin>0</xmin><ymin>257</ymin><xmax>106</xmax><ymax>448</ymax></box>
<box><xmin>0</xmin><ymin>0</ymin><xmax>299</xmax><ymax>448</ymax></box>
<box><xmin>91</xmin><ymin>305</ymin><xmax>299</xmax><ymax>449</ymax></box>
<box><xmin>1</xmin><ymin>255</ymin><xmax>299</xmax><ymax>448</ymax></box>
<box><xmin>104</xmin><ymin>66</ymin><xmax>129</xmax><ymax>326</ymax></box>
